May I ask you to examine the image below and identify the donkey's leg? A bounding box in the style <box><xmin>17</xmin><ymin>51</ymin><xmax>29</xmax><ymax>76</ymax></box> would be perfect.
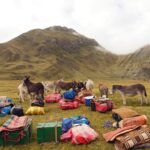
<box><xmin>121</xmin><ymin>93</ymin><xmax>126</xmax><ymax>105</ymax></box>
<box><xmin>143</xmin><ymin>92</ymin><xmax>148</xmax><ymax>104</ymax></box>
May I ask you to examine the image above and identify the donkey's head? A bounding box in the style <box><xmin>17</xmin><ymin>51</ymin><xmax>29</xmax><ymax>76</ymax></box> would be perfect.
<box><xmin>23</xmin><ymin>76</ymin><xmax>30</xmax><ymax>84</ymax></box>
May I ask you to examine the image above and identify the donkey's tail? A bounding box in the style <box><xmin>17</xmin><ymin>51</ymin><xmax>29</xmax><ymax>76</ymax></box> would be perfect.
<box><xmin>144</xmin><ymin>89</ymin><xmax>147</xmax><ymax>97</ymax></box>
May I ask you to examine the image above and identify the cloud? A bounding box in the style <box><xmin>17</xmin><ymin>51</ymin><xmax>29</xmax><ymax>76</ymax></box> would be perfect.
<box><xmin>0</xmin><ymin>0</ymin><xmax>150</xmax><ymax>54</ymax></box>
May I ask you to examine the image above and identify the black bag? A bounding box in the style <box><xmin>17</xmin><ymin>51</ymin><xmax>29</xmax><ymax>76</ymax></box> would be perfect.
<box><xmin>31</xmin><ymin>100</ymin><xmax>44</xmax><ymax>107</ymax></box>
<box><xmin>11</xmin><ymin>106</ymin><xmax>24</xmax><ymax>116</ymax></box>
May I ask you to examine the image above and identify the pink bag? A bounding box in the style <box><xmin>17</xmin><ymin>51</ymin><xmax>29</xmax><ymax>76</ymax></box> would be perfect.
<box><xmin>45</xmin><ymin>93</ymin><xmax>62</xmax><ymax>103</ymax></box>
<box><xmin>59</xmin><ymin>99</ymin><xmax>79</xmax><ymax>110</ymax></box>
<box><xmin>95</xmin><ymin>100</ymin><xmax>113</xmax><ymax>113</ymax></box>
<box><xmin>61</xmin><ymin>124</ymin><xmax>98</xmax><ymax>144</ymax></box>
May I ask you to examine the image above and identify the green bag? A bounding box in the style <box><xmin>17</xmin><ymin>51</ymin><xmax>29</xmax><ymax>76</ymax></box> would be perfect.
<box><xmin>37</xmin><ymin>121</ymin><xmax>62</xmax><ymax>143</ymax></box>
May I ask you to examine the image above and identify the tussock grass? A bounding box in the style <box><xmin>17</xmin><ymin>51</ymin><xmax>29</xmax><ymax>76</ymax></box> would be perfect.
<box><xmin>0</xmin><ymin>79</ymin><xmax>150</xmax><ymax>150</ymax></box>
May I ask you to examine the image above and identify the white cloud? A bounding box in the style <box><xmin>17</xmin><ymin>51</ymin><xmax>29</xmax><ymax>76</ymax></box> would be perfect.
<box><xmin>0</xmin><ymin>0</ymin><xmax>150</xmax><ymax>54</ymax></box>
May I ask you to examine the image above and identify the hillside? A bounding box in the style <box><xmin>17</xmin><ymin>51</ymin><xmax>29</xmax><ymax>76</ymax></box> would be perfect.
<box><xmin>115</xmin><ymin>45</ymin><xmax>150</xmax><ymax>80</ymax></box>
<box><xmin>0</xmin><ymin>26</ymin><xmax>117</xmax><ymax>80</ymax></box>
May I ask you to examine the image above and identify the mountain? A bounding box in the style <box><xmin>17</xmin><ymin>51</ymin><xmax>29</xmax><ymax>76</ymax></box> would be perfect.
<box><xmin>0</xmin><ymin>26</ymin><xmax>117</xmax><ymax>80</ymax></box>
<box><xmin>115</xmin><ymin>45</ymin><xmax>150</xmax><ymax>80</ymax></box>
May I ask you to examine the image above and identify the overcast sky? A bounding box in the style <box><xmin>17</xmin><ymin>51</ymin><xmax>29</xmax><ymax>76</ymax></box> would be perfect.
<box><xmin>0</xmin><ymin>0</ymin><xmax>150</xmax><ymax>54</ymax></box>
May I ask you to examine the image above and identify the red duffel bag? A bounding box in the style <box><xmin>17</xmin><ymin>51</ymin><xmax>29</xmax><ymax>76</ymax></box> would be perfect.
<box><xmin>45</xmin><ymin>93</ymin><xmax>62</xmax><ymax>103</ymax></box>
<box><xmin>95</xmin><ymin>100</ymin><xmax>113</xmax><ymax>113</ymax></box>
<box><xmin>59</xmin><ymin>99</ymin><xmax>79</xmax><ymax>110</ymax></box>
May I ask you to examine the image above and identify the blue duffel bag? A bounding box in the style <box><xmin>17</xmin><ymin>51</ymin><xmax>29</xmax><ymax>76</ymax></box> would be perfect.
<box><xmin>0</xmin><ymin>106</ymin><xmax>12</xmax><ymax>116</ymax></box>
<box><xmin>62</xmin><ymin>116</ymin><xmax>90</xmax><ymax>133</ymax></box>
<box><xmin>63</xmin><ymin>90</ymin><xmax>76</xmax><ymax>100</ymax></box>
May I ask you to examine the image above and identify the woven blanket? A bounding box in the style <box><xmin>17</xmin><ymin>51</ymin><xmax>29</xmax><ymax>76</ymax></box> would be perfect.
<box><xmin>0</xmin><ymin>116</ymin><xmax>29</xmax><ymax>132</ymax></box>
<box><xmin>103</xmin><ymin>125</ymin><xmax>139</xmax><ymax>142</ymax></box>
<box><xmin>112</xmin><ymin>107</ymin><xmax>139</xmax><ymax>121</ymax></box>
<box><xmin>115</xmin><ymin>126</ymin><xmax>150</xmax><ymax>150</ymax></box>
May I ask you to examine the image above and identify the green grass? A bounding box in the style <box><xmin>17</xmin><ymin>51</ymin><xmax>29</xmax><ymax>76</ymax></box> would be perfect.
<box><xmin>0</xmin><ymin>79</ymin><xmax>150</xmax><ymax>150</ymax></box>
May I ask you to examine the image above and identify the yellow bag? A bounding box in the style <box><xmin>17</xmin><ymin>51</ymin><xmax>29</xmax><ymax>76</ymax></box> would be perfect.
<box><xmin>26</xmin><ymin>106</ymin><xmax>45</xmax><ymax>115</ymax></box>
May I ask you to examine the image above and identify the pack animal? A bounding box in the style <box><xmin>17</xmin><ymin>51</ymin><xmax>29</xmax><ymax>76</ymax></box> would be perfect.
<box><xmin>99</xmin><ymin>83</ymin><xmax>109</xmax><ymax>98</ymax></box>
<box><xmin>18</xmin><ymin>83</ymin><xmax>29</xmax><ymax>102</ymax></box>
<box><xmin>85</xmin><ymin>79</ymin><xmax>94</xmax><ymax>92</ymax></box>
<box><xmin>111</xmin><ymin>84</ymin><xmax>148</xmax><ymax>105</ymax></box>
<box><xmin>54</xmin><ymin>80</ymin><xmax>77</xmax><ymax>92</ymax></box>
<box><xmin>23</xmin><ymin>76</ymin><xmax>44</xmax><ymax>101</ymax></box>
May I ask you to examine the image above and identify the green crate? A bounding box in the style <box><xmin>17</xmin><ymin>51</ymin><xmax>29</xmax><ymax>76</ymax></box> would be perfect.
<box><xmin>37</xmin><ymin>121</ymin><xmax>62</xmax><ymax>143</ymax></box>
<box><xmin>0</xmin><ymin>119</ymin><xmax>32</xmax><ymax>146</ymax></box>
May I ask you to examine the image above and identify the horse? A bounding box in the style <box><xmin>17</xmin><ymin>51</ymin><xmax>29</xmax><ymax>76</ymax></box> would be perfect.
<box><xmin>111</xmin><ymin>84</ymin><xmax>148</xmax><ymax>105</ymax></box>
<box><xmin>99</xmin><ymin>83</ymin><xmax>109</xmax><ymax>98</ymax></box>
<box><xmin>85</xmin><ymin>79</ymin><xmax>94</xmax><ymax>92</ymax></box>
<box><xmin>23</xmin><ymin>76</ymin><xmax>44</xmax><ymax>101</ymax></box>
<box><xmin>18</xmin><ymin>82</ymin><xmax>29</xmax><ymax>102</ymax></box>
<box><xmin>54</xmin><ymin>80</ymin><xmax>77</xmax><ymax>92</ymax></box>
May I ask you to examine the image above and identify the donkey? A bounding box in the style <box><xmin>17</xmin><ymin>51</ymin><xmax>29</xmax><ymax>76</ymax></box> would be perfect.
<box><xmin>85</xmin><ymin>79</ymin><xmax>94</xmax><ymax>92</ymax></box>
<box><xmin>18</xmin><ymin>82</ymin><xmax>29</xmax><ymax>102</ymax></box>
<box><xmin>54</xmin><ymin>80</ymin><xmax>77</xmax><ymax>92</ymax></box>
<box><xmin>111</xmin><ymin>84</ymin><xmax>148</xmax><ymax>105</ymax></box>
<box><xmin>23</xmin><ymin>76</ymin><xmax>44</xmax><ymax>101</ymax></box>
<box><xmin>99</xmin><ymin>83</ymin><xmax>109</xmax><ymax>98</ymax></box>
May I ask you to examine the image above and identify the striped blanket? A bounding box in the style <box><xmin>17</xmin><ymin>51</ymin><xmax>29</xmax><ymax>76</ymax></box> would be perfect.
<box><xmin>115</xmin><ymin>126</ymin><xmax>150</xmax><ymax>150</ymax></box>
<box><xmin>0</xmin><ymin>116</ymin><xmax>29</xmax><ymax>132</ymax></box>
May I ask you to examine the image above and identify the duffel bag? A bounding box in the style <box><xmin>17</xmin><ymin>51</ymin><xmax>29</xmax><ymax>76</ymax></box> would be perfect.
<box><xmin>11</xmin><ymin>105</ymin><xmax>24</xmax><ymax>116</ymax></box>
<box><xmin>63</xmin><ymin>90</ymin><xmax>76</xmax><ymax>100</ymax></box>
<box><xmin>62</xmin><ymin>116</ymin><xmax>90</xmax><ymax>133</ymax></box>
<box><xmin>59</xmin><ymin>99</ymin><xmax>79</xmax><ymax>110</ymax></box>
<box><xmin>31</xmin><ymin>100</ymin><xmax>44</xmax><ymax>107</ymax></box>
<box><xmin>95</xmin><ymin>100</ymin><xmax>113</xmax><ymax>113</ymax></box>
<box><xmin>45</xmin><ymin>93</ymin><xmax>62</xmax><ymax>103</ymax></box>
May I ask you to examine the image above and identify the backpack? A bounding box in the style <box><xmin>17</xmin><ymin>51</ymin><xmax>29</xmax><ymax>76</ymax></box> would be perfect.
<box><xmin>95</xmin><ymin>100</ymin><xmax>113</xmax><ymax>113</ymax></box>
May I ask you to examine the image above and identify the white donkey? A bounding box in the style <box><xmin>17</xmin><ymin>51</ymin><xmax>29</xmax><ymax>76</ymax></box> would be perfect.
<box><xmin>85</xmin><ymin>79</ymin><xmax>94</xmax><ymax>92</ymax></box>
<box><xmin>18</xmin><ymin>82</ymin><xmax>29</xmax><ymax>102</ymax></box>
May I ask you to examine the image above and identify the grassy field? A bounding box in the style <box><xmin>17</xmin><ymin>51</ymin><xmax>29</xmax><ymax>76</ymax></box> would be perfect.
<box><xmin>0</xmin><ymin>79</ymin><xmax>150</xmax><ymax>150</ymax></box>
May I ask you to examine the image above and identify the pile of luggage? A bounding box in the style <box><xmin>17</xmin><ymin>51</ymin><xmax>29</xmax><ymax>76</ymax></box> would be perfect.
<box><xmin>0</xmin><ymin>116</ymin><xmax>32</xmax><ymax>146</ymax></box>
<box><xmin>103</xmin><ymin>107</ymin><xmax>150</xmax><ymax>150</ymax></box>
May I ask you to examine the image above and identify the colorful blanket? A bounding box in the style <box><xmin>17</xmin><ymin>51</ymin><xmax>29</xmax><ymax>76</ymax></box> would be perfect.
<box><xmin>103</xmin><ymin>125</ymin><xmax>139</xmax><ymax>142</ymax></box>
<box><xmin>115</xmin><ymin>126</ymin><xmax>150</xmax><ymax>150</ymax></box>
<box><xmin>0</xmin><ymin>116</ymin><xmax>29</xmax><ymax>132</ymax></box>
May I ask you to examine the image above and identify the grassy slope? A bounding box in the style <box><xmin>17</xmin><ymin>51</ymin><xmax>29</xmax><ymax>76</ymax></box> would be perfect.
<box><xmin>0</xmin><ymin>79</ymin><xmax>150</xmax><ymax>150</ymax></box>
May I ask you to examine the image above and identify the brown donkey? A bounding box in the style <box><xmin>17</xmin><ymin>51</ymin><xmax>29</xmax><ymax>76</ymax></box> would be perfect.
<box><xmin>111</xmin><ymin>84</ymin><xmax>148</xmax><ymax>105</ymax></box>
<box><xmin>99</xmin><ymin>83</ymin><xmax>109</xmax><ymax>98</ymax></box>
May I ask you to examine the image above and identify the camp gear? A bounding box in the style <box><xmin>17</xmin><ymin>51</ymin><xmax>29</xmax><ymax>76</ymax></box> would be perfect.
<box><xmin>63</xmin><ymin>90</ymin><xmax>76</xmax><ymax>100</ymax></box>
<box><xmin>61</xmin><ymin>124</ymin><xmax>98</xmax><ymax>145</ymax></box>
<box><xmin>85</xmin><ymin>96</ymin><xmax>94</xmax><ymax>107</ymax></box>
<box><xmin>103</xmin><ymin>120</ymin><xmax>113</xmax><ymax>129</ymax></box>
<box><xmin>115</xmin><ymin>126</ymin><xmax>150</xmax><ymax>150</ymax></box>
<box><xmin>59</xmin><ymin>99</ymin><xmax>79</xmax><ymax>110</ymax></box>
<box><xmin>62</xmin><ymin>116</ymin><xmax>90</xmax><ymax>133</ymax></box>
<box><xmin>26</xmin><ymin>106</ymin><xmax>45</xmax><ymax>115</ymax></box>
<box><xmin>31</xmin><ymin>100</ymin><xmax>44</xmax><ymax>107</ymax></box>
<box><xmin>90</xmin><ymin>99</ymin><xmax>96</xmax><ymax>111</ymax></box>
<box><xmin>119</xmin><ymin>115</ymin><xmax>147</xmax><ymax>128</ymax></box>
<box><xmin>45</xmin><ymin>93</ymin><xmax>62</xmax><ymax>103</ymax></box>
<box><xmin>0</xmin><ymin>116</ymin><xmax>32</xmax><ymax>146</ymax></box>
<box><xmin>112</xmin><ymin>107</ymin><xmax>139</xmax><ymax>122</ymax></box>
<box><xmin>11</xmin><ymin>106</ymin><xmax>24</xmax><ymax>117</ymax></box>
<box><xmin>95</xmin><ymin>100</ymin><xmax>113</xmax><ymax>113</ymax></box>
<box><xmin>103</xmin><ymin>125</ymin><xmax>139</xmax><ymax>142</ymax></box>
<box><xmin>37</xmin><ymin>121</ymin><xmax>62</xmax><ymax>143</ymax></box>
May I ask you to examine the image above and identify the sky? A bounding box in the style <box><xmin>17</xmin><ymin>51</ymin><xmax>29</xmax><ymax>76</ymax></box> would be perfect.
<box><xmin>0</xmin><ymin>0</ymin><xmax>150</xmax><ymax>54</ymax></box>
